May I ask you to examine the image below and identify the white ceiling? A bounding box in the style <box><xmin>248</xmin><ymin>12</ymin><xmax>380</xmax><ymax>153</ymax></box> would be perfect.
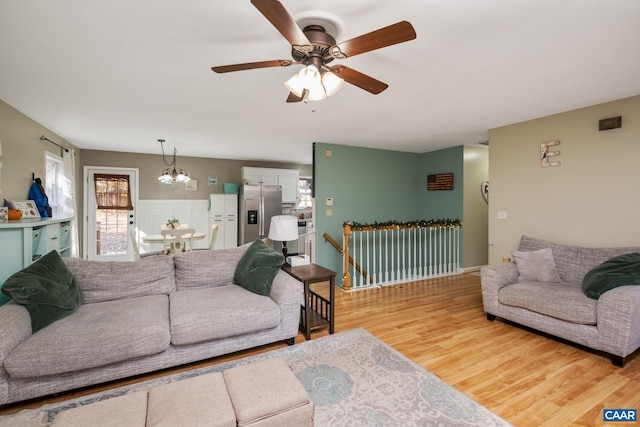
<box><xmin>1</xmin><ymin>1</ymin><xmax>639</xmax><ymax>164</ymax></box>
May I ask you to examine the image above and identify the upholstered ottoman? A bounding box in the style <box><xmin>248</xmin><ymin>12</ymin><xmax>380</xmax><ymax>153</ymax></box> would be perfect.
<box><xmin>49</xmin><ymin>391</ymin><xmax>149</xmax><ymax>427</ymax></box>
<box><xmin>146</xmin><ymin>373</ymin><xmax>236</xmax><ymax>427</ymax></box>
<box><xmin>49</xmin><ymin>358</ymin><xmax>314</xmax><ymax>427</ymax></box>
<box><xmin>223</xmin><ymin>358</ymin><xmax>315</xmax><ymax>427</ymax></box>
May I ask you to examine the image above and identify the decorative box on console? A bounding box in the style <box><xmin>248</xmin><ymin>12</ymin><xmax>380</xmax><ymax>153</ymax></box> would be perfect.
<box><xmin>287</xmin><ymin>255</ymin><xmax>310</xmax><ymax>267</ymax></box>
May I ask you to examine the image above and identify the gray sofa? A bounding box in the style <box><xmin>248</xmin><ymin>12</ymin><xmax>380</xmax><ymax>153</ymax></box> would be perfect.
<box><xmin>0</xmin><ymin>244</ymin><xmax>303</xmax><ymax>405</ymax></box>
<box><xmin>481</xmin><ymin>235</ymin><xmax>640</xmax><ymax>367</ymax></box>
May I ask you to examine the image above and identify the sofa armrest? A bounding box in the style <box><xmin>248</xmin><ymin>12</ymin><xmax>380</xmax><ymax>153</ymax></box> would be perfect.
<box><xmin>480</xmin><ymin>263</ymin><xmax>519</xmax><ymax>315</ymax></box>
<box><xmin>269</xmin><ymin>270</ymin><xmax>303</xmax><ymax>338</ymax></box>
<box><xmin>0</xmin><ymin>302</ymin><xmax>32</xmax><ymax>403</ymax></box>
<box><xmin>597</xmin><ymin>286</ymin><xmax>640</xmax><ymax>357</ymax></box>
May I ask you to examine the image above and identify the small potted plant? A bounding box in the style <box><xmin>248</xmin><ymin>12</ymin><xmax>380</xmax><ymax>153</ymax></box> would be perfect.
<box><xmin>166</xmin><ymin>218</ymin><xmax>180</xmax><ymax>229</ymax></box>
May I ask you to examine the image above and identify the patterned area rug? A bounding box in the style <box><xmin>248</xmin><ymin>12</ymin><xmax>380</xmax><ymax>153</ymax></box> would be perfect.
<box><xmin>0</xmin><ymin>328</ymin><xmax>510</xmax><ymax>426</ymax></box>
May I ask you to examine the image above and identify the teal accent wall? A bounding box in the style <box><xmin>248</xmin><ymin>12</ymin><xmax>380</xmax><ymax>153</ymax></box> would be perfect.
<box><xmin>418</xmin><ymin>146</ymin><xmax>464</xmax><ymax>220</ymax></box>
<box><xmin>314</xmin><ymin>143</ymin><xmax>421</xmax><ymax>275</ymax></box>
<box><xmin>418</xmin><ymin>146</ymin><xmax>466</xmax><ymax>269</ymax></box>
<box><xmin>314</xmin><ymin>143</ymin><xmax>481</xmax><ymax>279</ymax></box>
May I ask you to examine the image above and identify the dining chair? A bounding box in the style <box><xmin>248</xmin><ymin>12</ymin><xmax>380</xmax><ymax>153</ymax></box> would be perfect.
<box><xmin>193</xmin><ymin>224</ymin><xmax>219</xmax><ymax>251</ymax></box>
<box><xmin>130</xmin><ymin>229</ymin><xmax>141</xmax><ymax>261</ymax></box>
<box><xmin>207</xmin><ymin>224</ymin><xmax>219</xmax><ymax>250</ymax></box>
<box><xmin>161</xmin><ymin>228</ymin><xmax>196</xmax><ymax>254</ymax></box>
<box><xmin>130</xmin><ymin>229</ymin><xmax>164</xmax><ymax>260</ymax></box>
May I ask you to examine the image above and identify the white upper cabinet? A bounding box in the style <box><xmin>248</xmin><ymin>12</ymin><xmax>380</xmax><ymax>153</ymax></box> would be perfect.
<box><xmin>241</xmin><ymin>167</ymin><xmax>299</xmax><ymax>204</ymax></box>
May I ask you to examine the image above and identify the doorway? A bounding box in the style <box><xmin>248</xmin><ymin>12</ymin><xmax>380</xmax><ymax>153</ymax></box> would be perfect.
<box><xmin>83</xmin><ymin>167</ymin><xmax>139</xmax><ymax>261</ymax></box>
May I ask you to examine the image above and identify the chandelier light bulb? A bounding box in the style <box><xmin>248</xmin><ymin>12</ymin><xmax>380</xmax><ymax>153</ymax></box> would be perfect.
<box><xmin>176</xmin><ymin>169</ymin><xmax>190</xmax><ymax>183</ymax></box>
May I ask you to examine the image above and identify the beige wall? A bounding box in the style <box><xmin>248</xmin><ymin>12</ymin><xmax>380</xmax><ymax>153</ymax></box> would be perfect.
<box><xmin>0</xmin><ymin>99</ymin><xmax>79</xmax><ymax>204</ymax></box>
<box><xmin>80</xmin><ymin>150</ymin><xmax>312</xmax><ymax>200</ymax></box>
<box><xmin>463</xmin><ymin>145</ymin><xmax>489</xmax><ymax>267</ymax></box>
<box><xmin>488</xmin><ymin>95</ymin><xmax>640</xmax><ymax>264</ymax></box>
<box><xmin>0</xmin><ymin>97</ymin><xmax>311</xmax><ymax>258</ymax></box>
<box><xmin>79</xmin><ymin>150</ymin><xmax>311</xmax><ymax>254</ymax></box>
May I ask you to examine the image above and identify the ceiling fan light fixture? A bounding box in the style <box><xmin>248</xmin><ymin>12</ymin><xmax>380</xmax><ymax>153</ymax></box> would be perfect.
<box><xmin>284</xmin><ymin>74</ymin><xmax>304</xmax><ymax>98</ymax></box>
<box><xmin>297</xmin><ymin>65</ymin><xmax>321</xmax><ymax>89</ymax></box>
<box><xmin>321</xmin><ymin>71</ymin><xmax>344</xmax><ymax>96</ymax></box>
<box><xmin>306</xmin><ymin>84</ymin><xmax>327</xmax><ymax>101</ymax></box>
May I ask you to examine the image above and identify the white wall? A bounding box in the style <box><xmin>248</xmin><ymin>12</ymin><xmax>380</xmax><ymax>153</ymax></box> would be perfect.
<box><xmin>488</xmin><ymin>95</ymin><xmax>640</xmax><ymax>264</ymax></box>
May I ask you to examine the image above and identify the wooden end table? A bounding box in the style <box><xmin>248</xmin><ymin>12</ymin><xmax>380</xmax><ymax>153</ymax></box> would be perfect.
<box><xmin>282</xmin><ymin>263</ymin><xmax>336</xmax><ymax>340</ymax></box>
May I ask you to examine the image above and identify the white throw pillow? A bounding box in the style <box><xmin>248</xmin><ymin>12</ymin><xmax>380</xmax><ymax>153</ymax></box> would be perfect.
<box><xmin>512</xmin><ymin>247</ymin><xmax>562</xmax><ymax>283</ymax></box>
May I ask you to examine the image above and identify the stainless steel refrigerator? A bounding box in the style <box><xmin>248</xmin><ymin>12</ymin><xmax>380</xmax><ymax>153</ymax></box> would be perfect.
<box><xmin>239</xmin><ymin>184</ymin><xmax>282</xmax><ymax>244</ymax></box>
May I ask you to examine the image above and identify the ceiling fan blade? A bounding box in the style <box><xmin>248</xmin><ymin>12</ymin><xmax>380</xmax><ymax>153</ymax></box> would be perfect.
<box><xmin>332</xmin><ymin>21</ymin><xmax>416</xmax><ymax>58</ymax></box>
<box><xmin>251</xmin><ymin>0</ymin><xmax>311</xmax><ymax>50</ymax></box>
<box><xmin>211</xmin><ymin>59</ymin><xmax>293</xmax><ymax>73</ymax></box>
<box><xmin>329</xmin><ymin>65</ymin><xmax>388</xmax><ymax>94</ymax></box>
<box><xmin>286</xmin><ymin>91</ymin><xmax>304</xmax><ymax>103</ymax></box>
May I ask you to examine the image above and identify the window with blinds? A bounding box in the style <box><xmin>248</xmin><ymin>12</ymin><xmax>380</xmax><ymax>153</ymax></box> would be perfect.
<box><xmin>94</xmin><ymin>174</ymin><xmax>133</xmax><ymax>210</ymax></box>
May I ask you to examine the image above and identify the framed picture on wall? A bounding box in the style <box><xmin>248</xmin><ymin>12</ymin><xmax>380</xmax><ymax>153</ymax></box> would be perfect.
<box><xmin>12</xmin><ymin>200</ymin><xmax>41</xmax><ymax>219</ymax></box>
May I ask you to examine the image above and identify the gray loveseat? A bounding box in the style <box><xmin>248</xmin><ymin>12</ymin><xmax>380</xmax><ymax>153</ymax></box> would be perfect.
<box><xmin>481</xmin><ymin>236</ymin><xmax>640</xmax><ymax>367</ymax></box>
<box><xmin>0</xmin><ymin>243</ymin><xmax>303</xmax><ymax>405</ymax></box>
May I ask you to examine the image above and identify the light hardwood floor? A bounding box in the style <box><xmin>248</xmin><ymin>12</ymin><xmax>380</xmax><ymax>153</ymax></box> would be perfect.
<box><xmin>2</xmin><ymin>273</ymin><xmax>639</xmax><ymax>426</ymax></box>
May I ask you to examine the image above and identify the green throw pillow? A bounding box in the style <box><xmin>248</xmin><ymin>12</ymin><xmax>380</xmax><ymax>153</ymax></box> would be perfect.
<box><xmin>0</xmin><ymin>292</ymin><xmax>10</xmax><ymax>307</ymax></box>
<box><xmin>582</xmin><ymin>253</ymin><xmax>640</xmax><ymax>299</ymax></box>
<box><xmin>1</xmin><ymin>250</ymin><xmax>83</xmax><ymax>332</ymax></box>
<box><xmin>233</xmin><ymin>239</ymin><xmax>285</xmax><ymax>296</ymax></box>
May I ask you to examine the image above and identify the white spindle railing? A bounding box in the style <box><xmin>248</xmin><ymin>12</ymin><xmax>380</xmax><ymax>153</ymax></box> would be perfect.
<box><xmin>341</xmin><ymin>222</ymin><xmax>462</xmax><ymax>290</ymax></box>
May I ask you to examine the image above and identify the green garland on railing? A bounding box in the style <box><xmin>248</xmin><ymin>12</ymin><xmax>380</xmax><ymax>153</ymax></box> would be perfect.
<box><xmin>346</xmin><ymin>219</ymin><xmax>462</xmax><ymax>231</ymax></box>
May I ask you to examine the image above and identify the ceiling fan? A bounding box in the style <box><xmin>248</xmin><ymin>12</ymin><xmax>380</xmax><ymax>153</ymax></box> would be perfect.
<box><xmin>211</xmin><ymin>0</ymin><xmax>417</xmax><ymax>102</ymax></box>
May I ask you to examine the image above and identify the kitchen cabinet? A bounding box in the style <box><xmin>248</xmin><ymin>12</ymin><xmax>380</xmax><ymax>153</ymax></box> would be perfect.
<box><xmin>209</xmin><ymin>194</ymin><xmax>238</xmax><ymax>249</ymax></box>
<box><xmin>0</xmin><ymin>217</ymin><xmax>73</xmax><ymax>286</ymax></box>
<box><xmin>242</xmin><ymin>168</ymin><xmax>277</xmax><ymax>186</ymax></box>
<box><xmin>241</xmin><ymin>167</ymin><xmax>299</xmax><ymax>204</ymax></box>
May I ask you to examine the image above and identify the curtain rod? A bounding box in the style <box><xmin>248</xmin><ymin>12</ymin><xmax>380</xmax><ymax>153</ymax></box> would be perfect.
<box><xmin>40</xmin><ymin>135</ymin><xmax>70</xmax><ymax>156</ymax></box>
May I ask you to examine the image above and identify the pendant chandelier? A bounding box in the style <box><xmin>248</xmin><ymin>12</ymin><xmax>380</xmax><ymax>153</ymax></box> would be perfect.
<box><xmin>157</xmin><ymin>139</ymin><xmax>190</xmax><ymax>184</ymax></box>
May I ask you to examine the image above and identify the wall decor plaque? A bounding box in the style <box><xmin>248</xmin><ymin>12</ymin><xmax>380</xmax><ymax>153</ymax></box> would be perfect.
<box><xmin>427</xmin><ymin>173</ymin><xmax>454</xmax><ymax>191</ymax></box>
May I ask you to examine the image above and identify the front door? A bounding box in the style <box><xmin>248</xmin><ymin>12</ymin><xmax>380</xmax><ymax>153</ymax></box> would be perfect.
<box><xmin>84</xmin><ymin>167</ymin><xmax>139</xmax><ymax>261</ymax></box>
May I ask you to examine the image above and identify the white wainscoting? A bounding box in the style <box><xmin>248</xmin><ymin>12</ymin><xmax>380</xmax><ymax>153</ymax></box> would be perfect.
<box><xmin>136</xmin><ymin>199</ymin><xmax>209</xmax><ymax>254</ymax></box>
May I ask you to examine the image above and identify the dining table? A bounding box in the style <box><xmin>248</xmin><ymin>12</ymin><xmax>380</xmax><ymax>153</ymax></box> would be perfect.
<box><xmin>142</xmin><ymin>231</ymin><xmax>206</xmax><ymax>253</ymax></box>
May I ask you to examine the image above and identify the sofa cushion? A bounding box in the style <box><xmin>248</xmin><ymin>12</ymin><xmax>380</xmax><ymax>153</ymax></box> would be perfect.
<box><xmin>4</xmin><ymin>295</ymin><xmax>171</xmax><ymax>378</ymax></box>
<box><xmin>2</xmin><ymin>250</ymin><xmax>83</xmax><ymax>333</ymax></box>
<box><xmin>64</xmin><ymin>255</ymin><xmax>175</xmax><ymax>304</ymax></box>
<box><xmin>169</xmin><ymin>285</ymin><xmax>281</xmax><ymax>345</ymax></box>
<box><xmin>512</xmin><ymin>247</ymin><xmax>561</xmax><ymax>283</ymax></box>
<box><xmin>582</xmin><ymin>253</ymin><xmax>640</xmax><ymax>299</ymax></box>
<box><xmin>498</xmin><ymin>282</ymin><xmax>597</xmax><ymax>325</ymax></box>
<box><xmin>173</xmin><ymin>245</ymin><xmax>250</xmax><ymax>291</ymax></box>
<box><xmin>233</xmin><ymin>239</ymin><xmax>285</xmax><ymax>296</ymax></box>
